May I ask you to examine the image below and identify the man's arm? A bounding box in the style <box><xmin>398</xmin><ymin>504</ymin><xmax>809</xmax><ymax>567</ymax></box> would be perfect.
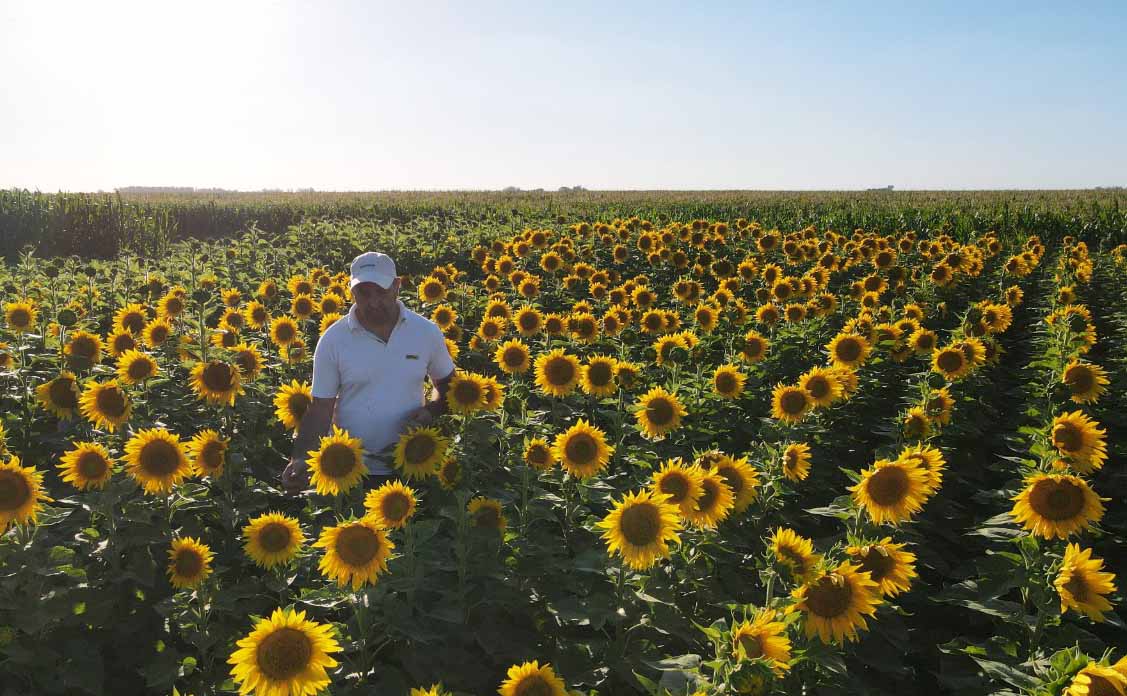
<box><xmin>282</xmin><ymin>396</ymin><xmax>336</xmax><ymax>492</ymax></box>
<box><xmin>424</xmin><ymin>370</ymin><xmax>454</xmax><ymax>418</ymax></box>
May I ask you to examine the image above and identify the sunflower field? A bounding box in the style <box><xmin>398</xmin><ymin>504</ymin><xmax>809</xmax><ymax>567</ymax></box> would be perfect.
<box><xmin>1</xmin><ymin>206</ymin><xmax>1125</xmax><ymax>696</ymax></box>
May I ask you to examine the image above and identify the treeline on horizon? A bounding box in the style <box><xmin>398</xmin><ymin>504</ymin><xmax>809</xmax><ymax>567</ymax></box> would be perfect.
<box><xmin>1</xmin><ymin>188</ymin><xmax>1124</xmax><ymax>260</ymax></box>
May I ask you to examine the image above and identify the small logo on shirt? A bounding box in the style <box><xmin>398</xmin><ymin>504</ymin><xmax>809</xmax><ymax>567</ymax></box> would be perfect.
<box><xmin>405</xmin><ymin>354</ymin><xmax>419</xmax><ymax>360</ymax></box>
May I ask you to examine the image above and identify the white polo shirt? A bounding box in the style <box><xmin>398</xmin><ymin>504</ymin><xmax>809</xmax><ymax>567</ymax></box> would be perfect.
<box><xmin>311</xmin><ymin>300</ymin><xmax>455</xmax><ymax>474</ymax></box>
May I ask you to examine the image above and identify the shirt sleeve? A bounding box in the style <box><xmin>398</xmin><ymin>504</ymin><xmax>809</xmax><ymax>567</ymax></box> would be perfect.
<box><xmin>310</xmin><ymin>331</ymin><xmax>340</xmax><ymax>398</ymax></box>
<box><xmin>427</xmin><ymin>324</ymin><xmax>456</xmax><ymax>381</ymax></box>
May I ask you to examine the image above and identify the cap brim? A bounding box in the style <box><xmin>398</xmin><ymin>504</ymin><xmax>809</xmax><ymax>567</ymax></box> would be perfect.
<box><xmin>350</xmin><ymin>272</ymin><xmax>395</xmax><ymax>289</ymax></box>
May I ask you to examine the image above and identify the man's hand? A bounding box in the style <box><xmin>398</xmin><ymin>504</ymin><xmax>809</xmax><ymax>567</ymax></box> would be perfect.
<box><xmin>406</xmin><ymin>406</ymin><xmax>433</xmax><ymax>426</ymax></box>
<box><xmin>282</xmin><ymin>457</ymin><xmax>311</xmax><ymax>494</ymax></box>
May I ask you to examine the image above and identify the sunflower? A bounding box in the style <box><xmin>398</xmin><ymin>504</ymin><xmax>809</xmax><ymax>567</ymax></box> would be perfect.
<box><xmin>316</xmin><ymin>517</ymin><xmax>393</xmax><ymax>589</ymax></box>
<box><xmin>64</xmin><ymin>330</ymin><xmax>104</xmax><ymax>371</ymax></box>
<box><xmin>713</xmin><ymin>364</ymin><xmax>747</xmax><ymax>399</ymax></box>
<box><xmin>598</xmin><ymin>488</ymin><xmax>682</xmax><ymax>570</ymax></box>
<box><xmin>789</xmin><ymin>562</ymin><xmax>882</xmax><ymax>644</ymax></box>
<box><xmin>447</xmin><ymin>371</ymin><xmax>489</xmax><ymax>414</ymax></box>
<box><xmin>534</xmin><ymin>349</ymin><xmax>581</xmax><ymax>398</ymax></box>
<box><xmin>845</xmin><ymin>538</ymin><xmax>917</xmax><ymax>597</ymax></box>
<box><xmin>782</xmin><ymin>443</ymin><xmax>812</xmax><ymax>482</ymax></box>
<box><xmin>243</xmin><ymin>512</ymin><xmax>305</xmax><ymax>569</ymax></box>
<box><xmin>190</xmin><ymin>360</ymin><xmax>243</xmax><ymax>406</ymax></box>
<box><xmin>731</xmin><ymin>609</ymin><xmax>792</xmax><ymax>675</ymax></box>
<box><xmin>652</xmin><ymin>334</ymin><xmax>688</xmax><ymax>366</ymax></box>
<box><xmin>113</xmin><ymin>303</ymin><xmax>149</xmax><ymax>334</ymax></box>
<box><xmin>123</xmin><ymin>428</ymin><xmax>192</xmax><ymax>494</ymax></box>
<box><xmin>270</xmin><ymin>316</ymin><xmax>301</xmax><ymax>347</ymax></box>
<box><xmin>827</xmin><ymin>333</ymin><xmax>870</xmax><ymax>368</ymax></box>
<box><xmin>799</xmin><ymin>367</ymin><xmax>841</xmax><ymax>407</ymax></box>
<box><xmin>770</xmin><ymin>527</ymin><xmax>821</xmax><ymax>582</ymax></box>
<box><xmin>771</xmin><ymin>384</ymin><xmax>811</xmax><ymax>424</ymax></box>
<box><xmin>902</xmin><ymin>406</ymin><xmax>931</xmax><ymax>439</ymax></box>
<box><xmin>523</xmin><ymin>438</ymin><xmax>556</xmax><ymax>471</ymax></box>
<box><xmin>57</xmin><ymin>441</ymin><xmax>114</xmax><ymax>491</ymax></box>
<box><xmin>1059</xmin><ymin>360</ymin><xmax>1108</xmax><ymax>404</ymax></box>
<box><xmin>694</xmin><ymin>303</ymin><xmax>720</xmax><ymax>332</ymax></box>
<box><xmin>229</xmin><ymin>342</ymin><xmax>265</xmax><ymax>380</ymax></box>
<box><xmin>707</xmin><ymin>455</ymin><xmax>759</xmax><ymax>513</ymax></box>
<box><xmin>417</xmin><ymin>276</ymin><xmax>447</xmax><ymax>304</ymax></box>
<box><xmin>498</xmin><ymin>661</ymin><xmax>568</xmax><ymax>696</ymax></box>
<box><xmin>116</xmin><ymin>349</ymin><xmax>159</xmax><ymax>384</ymax></box>
<box><xmin>394</xmin><ymin>426</ymin><xmax>447</xmax><ymax>480</ymax></box>
<box><xmin>364</xmin><ymin>480</ymin><xmax>417</xmax><ymax>529</ymax></box>
<box><xmin>157</xmin><ymin>291</ymin><xmax>186</xmax><ymax>320</ymax></box>
<box><xmin>0</xmin><ymin>342</ymin><xmax>14</xmax><ymax>370</ymax></box>
<box><xmin>650</xmin><ymin>459</ymin><xmax>704</xmax><ymax>517</ymax></box>
<box><xmin>265</xmin><ymin>383</ymin><xmax>311</xmax><ymax>435</ymax></box>
<box><xmin>167</xmin><ymin>537</ymin><xmax>213</xmax><ymax>589</ymax></box>
<box><xmin>552</xmin><ymin>419</ymin><xmax>614</xmax><ymax>479</ymax></box>
<box><xmin>0</xmin><ymin>456</ymin><xmax>50</xmax><ymax>529</ymax></box>
<box><xmin>683</xmin><ymin>471</ymin><xmax>735</xmax><ymax>529</ymax></box>
<box><xmin>1055</xmin><ymin>543</ymin><xmax>1117</xmax><ymax>622</ymax></box>
<box><xmin>851</xmin><ymin>458</ymin><xmax>929</xmax><ymax>525</ymax></box>
<box><xmin>141</xmin><ymin>317</ymin><xmax>174</xmax><ymax>348</ymax></box>
<box><xmin>932</xmin><ymin>345</ymin><xmax>970</xmax><ymax>380</ymax></box>
<box><xmin>514</xmin><ymin>306</ymin><xmax>544</xmax><ymax>336</ymax></box>
<box><xmin>580</xmin><ymin>355</ymin><xmax>619</xmax><ymax>397</ymax></box>
<box><xmin>4</xmin><ymin>300</ymin><xmax>37</xmax><ymax>333</ymax></box>
<box><xmin>187</xmin><ymin>429</ymin><xmax>228</xmax><ymax>477</ymax></box>
<box><xmin>923</xmin><ymin>387</ymin><xmax>955</xmax><ymax>425</ymax></box>
<box><xmin>306</xmin><ymin>426</ymin><xmax>367</xmax><ymax>495</ymax></box>
<box><xmin>228</xmin><ymin>607</ymin><xmax>342</xmax><ymax>696</ymax></box>
<box><xmin>243</xmin><ymin>300</ymin><xmax>270</xmax><ymax>330</ymax></box>
<box><xmin>1052</xmin><ymin>411</ymin><xmax>1108</xmax><ymax>473</ymax></box>
<box><xmin>1064</xmin><ymin>660</ymin><xmax>1127</xmax><ymax>696</ymax></box>
<box><xmin>468</xmin><ymin>496</ymin><xmax>507</xmax><ymax>531</ymax></box>
<box><xmin>36</xmin><ymin>371</ymin><xmax>80</xmax><ymax>418</ymax></box>
<box><xmin>740</xmin><ymin>330</ymin><xmax>770</xmax><ymax>363</ymax></box>
<box><xmin>1011</xmin><ymin>473</ymin><xmax>1104</xmax><ymax>539</ymax></box>
<box><xmin>634</xmin><ymin>386</ymin><xmax>687</xmax><ymax>439</ymax></box>
<box><xmin>410</xmin><ymin>685</ymin><xmax>449</xmax><ymax>696</ymax></box>
<box><xmin>494</xmin><ymin>339</ymin><xmax>531</xmax><ymax>374</ymax></box>
<box><xmin>437</xmin><ymin>455</ymin><xmax>461</xmax><ymax>490</ymax></box>
<box><xmin>430</xmin><ymin>304</ymin><xmax>457</xmax><ymax>330</ymax></box>
<box><xmin>78</xmin><ymin>379</ymin><xmax>132</xmax><ymax>432</ymax></box>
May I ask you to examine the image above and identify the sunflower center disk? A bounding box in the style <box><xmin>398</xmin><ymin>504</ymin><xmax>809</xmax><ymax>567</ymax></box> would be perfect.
<box><xmin>696</xmin><ymin>482</ymin><xmax>718</xmax><ymax>513</ymax></box>
<box><xmin>866</xmin><ymin>467</ymin><xmax>909</xmax><ymax>506</ymax></box>
<box><xmin>202</xmin><ymin>363</ymin><xmax>235</xmax><ymax>391</ymax></box>
<box><xmin>200</xmin><ymin>443</ymin><xmax>223</xmax><ymax>471</ymax></box>
<box><xmin>140</xmin><ymin>440</ymin><xmax>181</xmax><ymax>476</ymax></box>
<box><xmin>859</xmin><ymin>548</ymin><xmax>894</xmax><ymax>581</ymax></box>
<box><xmin>128</xmin><ymin>360</ymin><xmax>153</xmax><ymax>380</ymax></box>
<box><xmin>1033</xmin><ymin>480</ymin><xmax>1085</xmax><ymax>521</ymax></box>
<box><xmin>175</xmin><ymin>550</ymin><xmax>204</xmax><ymax>578</ymax></box>
<box><xmin>546</xmin><ymin>359</ymin><xmax>575</xmax><ymax>386</ymax></box>
<box><xmin>807</xmin><ymin>575</ymin><xmax>854</xmax><ymax>619</ymax></box>
<box><xmin>96</xmin><ymin>387</ymin><xmax>127</xmax><ymax>417</ymax></box>
<box><xmin>716</xmin><ymin>374</ymin><xmax>736</xmax><ymax>393</ymax></box>
<box><xmin>1053</xmin><ymin>425</ymin><xmax>1083</xmax><ymax>453</ymax></box>
<box><xmin>718</xmin><ymin>468</ymin><xmax>743</xmax><ymax>496</ymax></box>
<box><xmin>619</xmin><ymin>503</ymin><xmax>660</xmax><ymax>546</ymax></box>
<box><xmin>660</xmin><ymin>475</ymin><xmax>689</xmax><ymax>503</ymax></box>
<box><xmin>404</xmin><ymin>436</ymin><xmax>436</xmax><ymax>466</ymax></box>
<box><xmin>1065</xmin><ymin>369</ymin><xmax>1094</xmax><ymax>394</ymax></box>
<box><xmin>937</xmin><ymin>351</ymin><xmax>963</xmax><ymax>373</ymax></box>
<box><xmin>836</xmin><ymin>340</ymin><xmax>861</xmax><ymax>362</ymax></box>
<box><xmin>382</xmin><ymin>494</ymin><xmax>410</xmax><ymax>522</ymax></box>
<box><xmin>256</xmin><ymin>627</ymin><xmax>313</xmax><ymax>681</ymax></box>
<box><xmin>0</xmin><ymin>472</ymin><xmax>31</xmax><ymax>511</ymax></box>
<box><xmin>335</xmin><ymin>525</ymin><xmax>380</xmax><ymax>566</ymax></box>
<box><xmin>259</xmin><ymin>523</ymin><xmax>292</xmax><ymax>552</ymax></box>
<box><xmin>564</xmin><ymin>435</ymin><xmax>596</xmax><ymax>466</ymax></box>
<box><xmin>287</xmin><ymin>394</ymin><xmax>311</xmax><ymax>419</ymax></box>
<box><xmin>320</xmin><ymin>444</ymin><xmax>358</xmax><ymax>478</ymax></box>
<box><xmin>453</xmin><ymin>382</ymin><xmax>482</xmax><ymax>405</ymax></box>
<box><xmin>647</xmin><ymin>399</ymin><xmax>674</xmax><ymax>426</ymax></box>
<box><xmin>807</xmin><ymin>378</ymin><xmax>830</xmax><ymax>400</ymax></box>
<box><xmin>780</xmin><ymin>391</ymin><xmax>807</xmax><ymax>415</ymax></box>
<box><xmin>50</xmin><ymin>380</ymin><xmax>79</xmax><ymax>409</ymax></box>
<box><xmin>587</xmin><ymin>363</ymin><xmax>612</xmax><ymax>386</ymax></box>
<box><xmin>77</xmin><ymin>452</ymin><xmax>108</xmax><ymax>479</ymax></box>
<box><xmin>1063</xmin><ymin>574</ymin><xmax>1089</xmax><ymax>602</ymax></box>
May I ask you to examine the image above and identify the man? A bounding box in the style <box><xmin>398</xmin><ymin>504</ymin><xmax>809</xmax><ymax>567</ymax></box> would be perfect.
<box><xmin>282</xmin><ymin>251</ymin><xmax>455</xmax><ymax>493</ymax></box>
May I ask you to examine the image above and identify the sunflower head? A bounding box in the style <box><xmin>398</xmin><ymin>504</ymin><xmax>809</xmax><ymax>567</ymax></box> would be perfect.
<box><xmin>394</xmin><ymin>426</ymin><xmax>447</xmax><ymax>480</ymax></box>
<box><xmin>228</xmin><ymin>607</ymin><xmax>342</xmax><ymax>696</ymax></box>
<box><xmin>187</xmin><ymin>429</ymin><xmax>228</xmax><ymax>477</ymax></box>
<box><xmin>581</xmin><ymin>355</ymin><xmax>619</xmax><ymax>397</ymax></box>
<box><xmin>78</xmin><ymin>379</ymin><xmax>132</xmax><ymax>432</ymax></box>
<box><xmin>789</xmin><ymin>562</ymin><xmax>882</xmax><ymax>644</ymax></box>
<box><xmin>36</xmin><ymin>371</ymin><xmax>81</xmax><ymax>419</ymax></box>
<box><xmin>124</xmin><ymin>428</ymin><xmax>192</xmax><ymax>495</ymax></box>
<box><xmin>315</xmin><ymin>517</ymin><xmax>394</xmax><ymax>589</ymax></box>
<box><xmin>534</xmin><ymin>349</ymin><xmax>581</xmax><ymax>398</ymax></box>
<box><xmin>597</xmin><ymin>488</ymin><xmax>682</xmax><ymax>570</ymax></box>
<box><xmin>851</xmin><ymin>458</ymin><xmax>929</xmax><ymax>525</ymax></box>
<box><xmin>468</xmin><ymin>497</ymin><xmax>507</xmax><ymax>532</ymax></box>
<box><xmin>523</xmin><ymin>438</ymin><xmax>556</xmax><ymax>471</ymax></box>
<box><xmin>1054</xmin><ymin>543</ymin><xmax>1117</xmax><ymax>622</ymax></box>
<box><xmin>307</xmin><ymin>426</ymin><xmax>367</xmax><ymax>496</ymax></box>
<box><xmin>498</xmin><ymin>661</ymin><xmax>568</xmax><ymax>696</ymax></box>
<box><xmin>274</xmin><ymin>380</ymin><xmax>312</xmax><ymax>431</ymax></box>
<box><xmin>364</xmin><ymin>480</ymin><xmax>418</xmax><ymax>529</ymax></box>
<box><xmin>552</xmin><ymin>419</ymin><xmax>614</xmax><ymax>479</ymax></box>
<box><xmin>447</xmin><ymin>371</ymin><xmax>489</xmax><ymax>413</ymax></box>
<box><xmin>0</xmin><ymin>456</ymin><xmax>50</xmax><ymax>529</ymax></box>
<box><xmin>634</xmin><ymin>386</ymin><xmax>687</xmax><ymax>439</ymax></box>
<box><xmin>243</xmin><ymin>512</ymin><xmax>304</xmax><ymax>569</ymax></box>
<box><xmin>167</xmin><ymin>537</ymin><xmax>214</xmax><ymax>589</ymax></box>
<box><xmin>494</xmin><ymin>339</ymin><xmax>531</xmax><ymax>374</ymax></box>
<box><xmin>713</xmin><ymin>364</ymin><xmax>747</xmax><ymax>399</ymax></box>
<box><xmin>771</xmin><ymin>384</ymin><xmax>811</xmax><ymax>424</ymax></box>
<box><xmin>1011</xmin><ymin>473</ymin><xmax>1104</xmax><ymax>539</ymax></box>
<box><xmin>57</xmin><ymin>442</ymin><xmax>114</xmax><ymax>491</ymax></box>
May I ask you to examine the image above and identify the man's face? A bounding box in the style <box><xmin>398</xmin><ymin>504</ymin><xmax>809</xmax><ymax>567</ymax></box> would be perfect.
<box><xmin>353</xmin><ymin>279</ymin><xmax>400</xmax><ymax>323</ymax></box>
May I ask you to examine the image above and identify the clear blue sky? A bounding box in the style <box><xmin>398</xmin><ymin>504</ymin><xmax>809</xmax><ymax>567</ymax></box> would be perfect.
<box><xmin>2</xmin><ymin>1</ymin><xmax>1124</xmax><ymax>191</ymax></box>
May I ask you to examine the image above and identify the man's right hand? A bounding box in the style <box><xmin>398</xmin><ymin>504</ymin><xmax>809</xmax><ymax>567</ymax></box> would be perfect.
<box><xmin>282</xmin><ymin>457</ymin><xmax>310</xmax><ymax>494</ymax></box>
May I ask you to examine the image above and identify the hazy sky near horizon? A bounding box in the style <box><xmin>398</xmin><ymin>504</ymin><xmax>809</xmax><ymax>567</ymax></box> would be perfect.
<box><xmin>2</xmin><ymin>1</ymin><xmax>1125</xmax><ymax>191</ymax></box>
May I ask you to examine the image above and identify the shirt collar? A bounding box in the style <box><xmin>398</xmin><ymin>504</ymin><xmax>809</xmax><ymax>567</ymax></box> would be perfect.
<box><xmin>347</xmin><ymin>300</ymin><xmax>409</xmax><ymax>333</ymax></box>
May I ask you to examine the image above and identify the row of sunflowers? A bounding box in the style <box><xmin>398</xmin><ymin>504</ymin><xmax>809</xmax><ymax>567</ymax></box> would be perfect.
<box><xmin>0</xmin><ymin>216</ymin><xmax>1123</xmax><ymax>695</ymax></box>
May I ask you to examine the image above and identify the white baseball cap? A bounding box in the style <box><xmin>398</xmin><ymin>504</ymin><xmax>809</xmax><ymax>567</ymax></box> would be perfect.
<box><xmin>350</xmin><ymin>252</ymin><xmax>397</xmax><ymax>289</ymax></box>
